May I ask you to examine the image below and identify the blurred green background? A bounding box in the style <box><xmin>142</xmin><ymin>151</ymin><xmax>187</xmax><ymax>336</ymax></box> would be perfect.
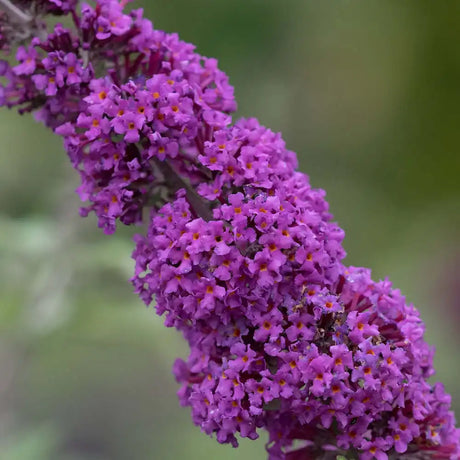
<box><xmin>1</xmin><ymin>1</ymin><xmax>459</xmax><ymax>459</ymax></box>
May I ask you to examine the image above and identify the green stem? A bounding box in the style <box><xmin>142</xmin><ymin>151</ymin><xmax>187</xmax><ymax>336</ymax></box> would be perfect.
<box><xmin>0</xmin><ymin>0</ymin><xmax>32</xmax><ymax>24</ymax></box>
<box><xmin>153</xmin><ymin>158</ymin><xmax>214</xmax><ymax>221</ymax></box>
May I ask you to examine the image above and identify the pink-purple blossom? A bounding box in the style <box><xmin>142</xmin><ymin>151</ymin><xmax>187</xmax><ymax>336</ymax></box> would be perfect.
<box><xmin>0</xmin><ymin>1</ymin><xmax>459</xmax><ymax>459</ymax></box>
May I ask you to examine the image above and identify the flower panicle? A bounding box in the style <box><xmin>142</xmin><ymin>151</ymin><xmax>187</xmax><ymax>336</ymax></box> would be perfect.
<box><xmin>0</xmin><ymin>1</ymin><xmax>458</xmax><ymax>459</ymax></box>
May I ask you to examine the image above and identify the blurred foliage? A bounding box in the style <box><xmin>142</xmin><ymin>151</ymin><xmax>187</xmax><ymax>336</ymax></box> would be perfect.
<box><xmin>0</xmin><ymin>1</ymin><xmax>459</xmax><ymax>459</ymax></box>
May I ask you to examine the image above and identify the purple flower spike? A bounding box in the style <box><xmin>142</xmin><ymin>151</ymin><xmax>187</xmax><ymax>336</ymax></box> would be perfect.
<box><xmin>0</xmin><ymin>1</ymin><xmax>458</xmax><ymax>459</ymax></box>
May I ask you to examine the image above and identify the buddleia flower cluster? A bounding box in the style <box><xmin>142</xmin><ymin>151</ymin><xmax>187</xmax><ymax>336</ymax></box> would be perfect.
<box><xmin>1</xmin><ymin>1</ymin><xmax>458</xmax><ymax>458</ymax></box>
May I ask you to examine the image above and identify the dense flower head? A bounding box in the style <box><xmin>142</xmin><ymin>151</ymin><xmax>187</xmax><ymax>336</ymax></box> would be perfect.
<box><xmin>1</xmin><ymin>0</ymin><xmax>236</xmax><ymax>233</ymax></box>
<box><xmin>131</xmin><ymin>117</ymin><xmax>346</xmax><ymax>449</ymax></box>
<box><xmin>0</xmin><ymin>1</ymin><xmax>459</xmax><ymax>459</ymax></box>
<box><xmin>261</xmin><ymin>267</ymin><xmax>460</xmax><ymax>459</ymax></box>
<box><xmin>132</xmin><ymin>117</ymin><xmax>459</xmax><ymax>458</ymax></box>
<box><xmin>132</xmin><ymin>118</ymin><xmax>346</xmax><ymax>322</ymax></box>
<box><xmin>170</xmin><ymin>264</ymin><xmax>459</xmax><ymax>460</ymax></box>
